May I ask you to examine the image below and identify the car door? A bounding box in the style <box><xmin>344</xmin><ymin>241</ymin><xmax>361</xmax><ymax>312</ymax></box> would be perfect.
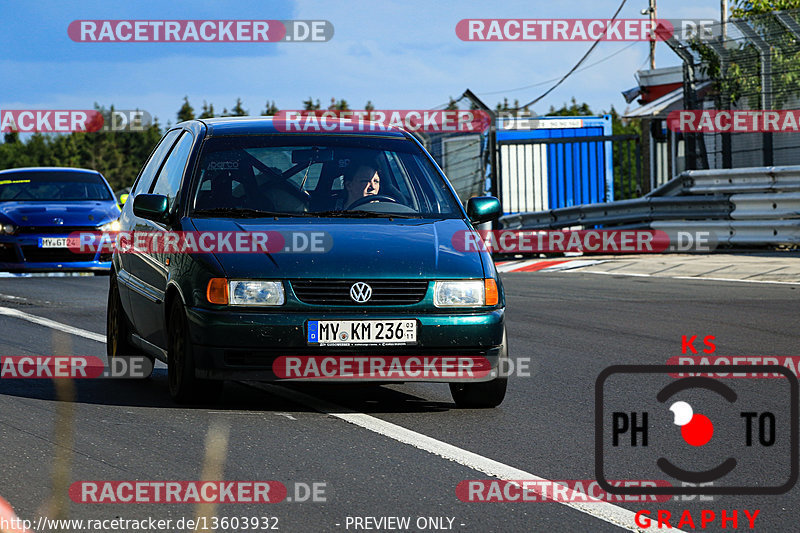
<box><xmin>126</xmin><ymin>129</ymin><xmax>195</xmax><ymax>347</ymax></box>
<box><xmin>117</xmin><ymin>129</ymin><xmax>180</xmax><ymax>331</ymax></box>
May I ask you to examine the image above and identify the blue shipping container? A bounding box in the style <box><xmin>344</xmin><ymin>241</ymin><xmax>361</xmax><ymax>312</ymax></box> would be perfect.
<box><xmin>496</xmin><ymin>115</ymin><xmax>613</xmax><ymax>215</ymax></box>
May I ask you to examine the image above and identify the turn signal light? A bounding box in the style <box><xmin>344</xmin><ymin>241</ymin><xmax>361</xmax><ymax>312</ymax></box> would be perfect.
<box><xmin>484</xmin><ymin>278</ymin><xmax>499</xmax><ymax>306</ymax></box>
<box><xmin>207</xmin><ymin>278</ymin><xmax>229</xmax><ymax>305</ymax></box>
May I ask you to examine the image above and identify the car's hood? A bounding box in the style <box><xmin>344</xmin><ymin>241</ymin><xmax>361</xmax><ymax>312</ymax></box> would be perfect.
<box><xmin>0</xmin><ymin>201</ymin><xmax>119</xmax><ymax>227</ymax></box>
<box><xmin>189</xmin><ymin>217</ymin><xmax>486</xmax><ymax>279</ymax></box>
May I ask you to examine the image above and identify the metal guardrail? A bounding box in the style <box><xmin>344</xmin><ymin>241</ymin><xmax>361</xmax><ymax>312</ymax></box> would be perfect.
<box><xmin>730</xmin><ymin>193</ymin><xmax>800</xmax><ymax>220</ymax></box>
<box><xmin>501</xmin><ymin>196</ymin><xmax>732</xmax><ymax>230</ymax></box>
<box><xmin>647</xmin><ymin>166</ymin><xmax>800</xmax><ymax>196</ymax></box>
<box><xmin>498</xmin><ymin>165</ymin><xmax>800</xmax><ymax>248</ymax></box>
<box><xmin>652</xmin><ymin>220</ymin><xmax>800</xmax><ymax>246</ymax></box>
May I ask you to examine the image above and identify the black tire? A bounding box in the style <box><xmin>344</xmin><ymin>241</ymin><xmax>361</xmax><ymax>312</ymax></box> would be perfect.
<box><xmin>450</xmin><ymin>329</ymin><xmax>508</xmax><ymax>408</ymax></box>
<box><xmin>107</xmin><ymin>275</ymin><xmax>154</xmax><ymax>377</ymax></box>
<box><xmin>167</xmin><ymin>299</ymin><xmax>223</xmax><ymax>404</ymax></box>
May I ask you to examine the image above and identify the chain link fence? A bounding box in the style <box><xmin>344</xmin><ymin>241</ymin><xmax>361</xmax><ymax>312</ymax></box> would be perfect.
<box><xmin>677</xmin><ymin>9</ymin><xmax>800</xmax><ymax>170</ymax></box>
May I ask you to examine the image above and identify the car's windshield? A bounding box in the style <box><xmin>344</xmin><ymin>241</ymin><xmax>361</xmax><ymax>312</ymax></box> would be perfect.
<box><xmin>191</xmin><ymin>135</ymin><xmax>462</xmax><ymax>219</ymax></box>
<box><xmin>0</xmin><ymin>171</ymin><xmax>113</xmax><ymax>201</ymax></box>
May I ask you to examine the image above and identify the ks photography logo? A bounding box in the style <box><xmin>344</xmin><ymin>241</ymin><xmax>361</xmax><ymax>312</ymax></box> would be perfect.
<box><xmin>595</xmin><ymin>365</ymin><xmax>798</xmax><ymax>495</ymax></box>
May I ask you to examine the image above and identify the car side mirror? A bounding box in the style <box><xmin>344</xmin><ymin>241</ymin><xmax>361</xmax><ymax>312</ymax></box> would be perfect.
<box><xmin>133</xmin><ymin>194</ymin><xmax>169</xmax><ymax>222</ymax></box>
<box><xmin>466</xmin><ymin>196</ymin><xmax>502</xmax><ymax>224</ymax></box>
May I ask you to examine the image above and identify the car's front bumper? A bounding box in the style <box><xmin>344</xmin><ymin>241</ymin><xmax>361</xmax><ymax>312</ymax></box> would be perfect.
<box><xmin>0</xmin><ymin>234</ymin><xmax>111</xmax><ymax>272</ymax></box>
<box><xmin>185</xmin><ymin>306</ymin><xmax>505</xmax><ymax>382</ymax></box>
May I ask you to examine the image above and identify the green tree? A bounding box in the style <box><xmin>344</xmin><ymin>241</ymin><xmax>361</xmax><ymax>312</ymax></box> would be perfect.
<box><xmin>230</xmin><ymin>98</ymin><xmax>247</xmax><ymax>116</ymax></box>
<box><xmin>495</xmin><ymin>98</ymin><xmax>530</xmax><ymax>114</ymax></box>
<box><xmin>199</xmin><ymin>101</ymin><xmax>215</xmax><ymax>119</ymax></box>
<box><xmin>303</xmin><ymin>97</ymin><xmax>321</xmax><ymax>110</ymax></box>
<box><xmin>328</xmin><ymin>98</ymin><xmax>349</xmax><ymax>110</ymax></box>
<box><xmin>177</xmin><ymin>96</ymin><xmax>194</xmax><ymax>122</ymax></box>
<box><xmin>365</xmin><ymin>100</ymin><xmax>375</xmax><ymax>111</ymax></box>
<box><xmin>546</xmin><ymin>97</ymin><xmax>592</xmax><ymax>116</ymax></box>
<box><xmin>261</xmin><ymin>100</ymin><xmax>279</xmax><ymax>116</ymax></box>
<box><xmin>0</xmin><ymin>103</ymin><xmax>164</xmax><ymax>191</ymax></box>
<box><xmin>694</xmin><ymin>0</ymin><xmax>800</xmax><ymax>109</ymax></box>
<box><xmin>731</xmin><ymin>0</ymin><xmax>800</xmax><ymax>16</ymax></box>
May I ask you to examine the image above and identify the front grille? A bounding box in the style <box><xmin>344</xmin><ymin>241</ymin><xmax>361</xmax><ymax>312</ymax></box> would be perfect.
<box><xmin>21</xmin><ymin>246</ymin><xmax>89</xmax><ymax>263</ymax></box>
<box><xmin>291</xmin><ymin>280</ymin><xmax>429</xmax><ymax>305</ymax></box>
<box><xmin>0</xmin><ymin>245</ymin><xmax>18</xmax><ymax>262</ymax></box>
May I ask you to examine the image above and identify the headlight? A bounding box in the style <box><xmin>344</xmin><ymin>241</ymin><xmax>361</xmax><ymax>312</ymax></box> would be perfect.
<box><xmin>100</xmin><ymin>219</ymin><xmax>121</xmax><ymax>232</ymax></box>
<box><xmin>0</xmin><ymin>224</ymin><xmax>15</xmax><ymax>235</ymax></box>
<box><xmin>207</xmin><ymin>278</ymin><xmax>285</xmax><ymax>306</ymax></box>
<box><xmin>433</xmin><ymin>279</ymin><xmax>499</xmax><ymax>307</ymax></box>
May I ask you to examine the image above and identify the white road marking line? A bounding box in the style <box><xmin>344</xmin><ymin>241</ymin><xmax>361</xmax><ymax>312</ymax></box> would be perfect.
<box><xmin>0</xmin><ymin>293</ymin><xmax>28</xmax><ymax>301</ymax></box>
<box><xmin>246</xmin><ymin>382</ymin><xmax>683</xmax><ymax>533</ymax></box>
<box><xmin>542</xmin><ymin>259</ymin><xmax>605</xmax><ymax>271</ymax></box>
<box><xmin>671</xmin><ymin>275</ymin><xmax>800</xmax><ymax>285</ymax></box>
<box><xmin>0</xmin><ymin>306</ymin><xmax>105</xmax><ymax>343</ymax></box>
<box><xmin>574</xmin><ymin>270</ymin><xmax>800</xmax><ymax>285</ymax></box>
<box><xmin>2</xmin><ymin>306</ymin><xmax>683</xmax><ymax>531</ymax></box>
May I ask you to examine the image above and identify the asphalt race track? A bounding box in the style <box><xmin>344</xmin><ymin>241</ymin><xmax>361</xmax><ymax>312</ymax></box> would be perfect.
<box><xmin>0</xmin><ymin>272</ymin><xmax>797</xmax><ymax>532</ymax></box>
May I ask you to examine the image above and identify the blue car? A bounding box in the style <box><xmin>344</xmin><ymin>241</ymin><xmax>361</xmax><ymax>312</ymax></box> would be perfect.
<box><xmin>0</xmin><ymin>167</ymin><xmax>120</xmax><ymax>272</ymax></box>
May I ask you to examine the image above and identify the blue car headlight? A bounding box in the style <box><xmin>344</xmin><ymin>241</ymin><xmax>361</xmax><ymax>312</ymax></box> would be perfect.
<box><xmin>99</xmin><ymin>219</ymin><xmax>121</xmax><ymax>232</ymax></box>
<box><xmin>0</xmin><ymin>223</ymin><xmax>16</xmax><ymax>235</ymax></box>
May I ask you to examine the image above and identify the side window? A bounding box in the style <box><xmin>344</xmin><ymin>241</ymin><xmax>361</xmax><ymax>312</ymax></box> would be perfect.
<box><xmin>131</xmin><ymin>130</ymin><xmax>180</xmax><ymax>196</ymax></box>
<box><xmin>151</xmin><ymin>131</ymin><xmax>194</xmax><ymax>209</ymax></box>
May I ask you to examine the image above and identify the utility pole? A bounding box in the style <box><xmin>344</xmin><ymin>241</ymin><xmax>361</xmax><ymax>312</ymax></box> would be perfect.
<box><xmin>721</xmin><ymin>0</ymin><xmax>728</xmax><ymax>42</ymax></box>
<box><xmin>649</xmin><ymin>0</ymin><xmax>656</xmax><ymax>69</ymax></box>
<box><xmin>642</xmin><ymin>0</ymin><xmax>657</xmax><ymax>69</ymax></box>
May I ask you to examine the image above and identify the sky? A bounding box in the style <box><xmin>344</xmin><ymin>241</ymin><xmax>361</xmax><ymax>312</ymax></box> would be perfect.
<box><xmin>0</xmin><ymin>0</ymin><xmax>724</xmax><ymax>127</ymax></box>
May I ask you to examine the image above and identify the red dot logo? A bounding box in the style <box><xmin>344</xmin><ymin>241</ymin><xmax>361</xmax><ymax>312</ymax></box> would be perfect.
<box><xmin>670</xmin><ymin>401</ymin><xmax>714</xmax><ymax>447</ymax></box>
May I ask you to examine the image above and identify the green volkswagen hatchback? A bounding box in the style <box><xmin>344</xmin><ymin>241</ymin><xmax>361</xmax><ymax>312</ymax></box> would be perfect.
<box><xmin>107</xmin><ymin>117</ymin><xmax>507</xmax><ymax>407</ymax></box>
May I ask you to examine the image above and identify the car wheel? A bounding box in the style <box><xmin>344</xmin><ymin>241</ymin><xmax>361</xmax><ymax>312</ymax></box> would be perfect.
<box><xmin>167</xmin><ymin>299</ymin><xmax>223</xmax><ymax>404</ymax></box>
<box><xmin>107</xmin><ymin>275</ymin><xmax>154</xmax><ymax>378</ymax></box>
<box><xmin>449</xmin><ymin>328</ymin><xmax>508</xmax><ymax>408</ymax></box>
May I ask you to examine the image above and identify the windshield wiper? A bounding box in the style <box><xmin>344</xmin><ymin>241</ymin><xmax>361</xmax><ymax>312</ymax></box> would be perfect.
<box><xmin>192</xmin><ymin>207</ymin><xmax>310</xmax><ymax>218</ymax></box>
<box><xmin>310</xmin><ymin>210</ymin><xmax>422</xmax><ymax>219</ymax></box>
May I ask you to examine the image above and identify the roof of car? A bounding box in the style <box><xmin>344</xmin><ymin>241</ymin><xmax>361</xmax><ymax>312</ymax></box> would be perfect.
<box><xmin>193</xmin><ymin>116</ymin><xmax>409</xmax><ymax>138</ymax></box>
<box><xmin>0</xmin><ymin>166</ymin><xmax>102</xmax><ymax>175</ymax></box>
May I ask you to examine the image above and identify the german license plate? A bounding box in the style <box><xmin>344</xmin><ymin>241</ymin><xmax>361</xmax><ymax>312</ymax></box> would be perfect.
<box><xmin>308</xmin><ymin>320</ymin><xmax>417</xmax><ymax>346</ymax></box>
<box><xmin>39</xmin><ymin>237</ymin><xmax>79</xmax><ymax>248</ymax></box>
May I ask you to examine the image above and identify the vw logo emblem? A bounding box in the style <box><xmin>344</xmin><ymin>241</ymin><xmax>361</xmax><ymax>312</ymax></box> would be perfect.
<box><xmin>53</xmin><ymin>217</ymin><xmax>64</xmax><ymax>225</ymax></box>
<box><xmin>350</xmin><ymin>282</ymin><xmax>372</xmax><ymax>303</ymax></box>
